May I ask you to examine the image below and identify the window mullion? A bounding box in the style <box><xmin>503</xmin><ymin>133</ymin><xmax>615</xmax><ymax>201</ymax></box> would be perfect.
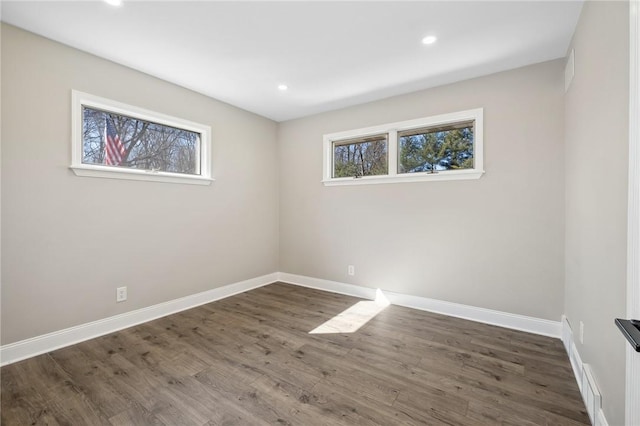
<box><xmin>388</xmin><ymin>130</ymin><xmax>398</xmax><ymax>177</ymax></box>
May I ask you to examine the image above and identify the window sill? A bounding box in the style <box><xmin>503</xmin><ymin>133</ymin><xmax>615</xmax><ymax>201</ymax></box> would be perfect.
<box><xmin>70</xmin><ymin>165</ymin><xmax>214</xmax><ymax>186</ymax></box>
<box><xmin>322</xmin><ymin>169</ymin><xmax>484</xmax><ymax>186</ymax></box>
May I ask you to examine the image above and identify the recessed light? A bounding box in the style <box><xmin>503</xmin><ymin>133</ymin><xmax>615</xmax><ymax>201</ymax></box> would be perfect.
<box><xmin>422</xmin><ymin>35</ymin><xmax>437</xmax><ymax>45</ymax></box>
<box><xmin>104</xmin><ymin>0</ymin><xmax>122</xmax><ymax>6</ymax></box>
<box><xmin>278</xmin><ymin>84</ymin><xmax>288</xmax><ymax>91</ymax></box>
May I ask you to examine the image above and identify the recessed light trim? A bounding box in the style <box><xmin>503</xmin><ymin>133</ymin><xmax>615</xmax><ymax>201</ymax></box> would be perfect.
<box><xmin>422</xmin><ymin>35</ymin><xmax>437</xmax><ymax>45</ymax></box>
<box><xmin>278</xmin><ymin>84</ymin><xmax>288</xmax><ymax>91</ymax></box>
<box><xmin>104</xmin><ymin>0</ymin><xmax>123</xmax><ymax>6</ymax></box>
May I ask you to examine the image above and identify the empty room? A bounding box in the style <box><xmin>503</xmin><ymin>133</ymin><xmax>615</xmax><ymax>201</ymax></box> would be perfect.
<box><xmin>1</xmin><ymin>0</ymin><xmax>639</xmax><ymax>425</ymax></box>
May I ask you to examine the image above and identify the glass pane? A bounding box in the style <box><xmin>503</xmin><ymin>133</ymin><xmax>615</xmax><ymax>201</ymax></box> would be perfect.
<box><xmin>81</xmin><ymin>106</ymin><xmax>200</xmax><ymax>175</ymax></box>
<box><xmin>333</xmin><ymin>136</ymin><xmax>388</xmax><ymax>178</ymax></box>
<box><xmin>399</xmin><ymin>123</ymin><xmax>474</xmax><ymax>174</ymax></box>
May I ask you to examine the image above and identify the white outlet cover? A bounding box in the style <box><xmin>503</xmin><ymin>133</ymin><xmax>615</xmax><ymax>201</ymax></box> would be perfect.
<box><xmin>116</xmin><ymin>286</ymin><xmax>127</xmax><ymax>302</ymax></box>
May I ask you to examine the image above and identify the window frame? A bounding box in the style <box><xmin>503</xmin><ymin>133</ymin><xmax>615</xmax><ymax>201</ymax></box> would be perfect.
<box><xmin>70</xmin><ymin>90</ymin><xmax>213</xmax><ymax>185</ymax></box>
<box><xmin>322</xmin><ymin>108</ymin><xmax>484</xmax><ymax>186</ymax></box>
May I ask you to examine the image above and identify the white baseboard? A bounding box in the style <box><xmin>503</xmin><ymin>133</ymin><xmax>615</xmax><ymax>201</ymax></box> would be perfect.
<box><xmin>278</xmin><ymin>272</ymin><xmax>562</xmax><ymax>338</ymax></box>
<box><xmin>562</xmin><ymin>315</ymin><xmax>585</xmax><ymax>393</ymax></box>
<box><xmin>0</xmin><ymin>273</ymin><xmax>278</xmax><ymax>366</ymax></box>
<box><xmin>278</xmin><ymin>273</ymin><xmax>379</xmax><ymax>300</ymax></box>
<box><xmin>596</xmin><ymin>409</ymin><xmax>609</xmax><ymax>426</ymax></box>
<box><xmin>0</xmin><ymin>272</ymin><xmax>565</xmax><ymax>367</ymax></box>
<box><xmin>562</xmin><ymin>316</ymin><xmax>609</xmax><ymax>426</ymax></box>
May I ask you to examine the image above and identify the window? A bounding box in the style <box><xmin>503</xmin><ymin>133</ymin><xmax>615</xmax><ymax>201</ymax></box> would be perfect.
<box><xmin>323</xmin><ymin>108</ymin><xmax>483</xmax><ymax>185</ymax></box>
<box><xmin>333</xmin><ymin>134</ymin><xmax>388</xmax><ymax>178</ymax></box>
<box><xmin>71</xmin><ymin>90</ymin><xmax>212</xmax><ymax>185</ymax></box>
<box><xmin>398</xmin><ymin>121</ymin><xmax>474</xmax><ymax>174</ymax></box>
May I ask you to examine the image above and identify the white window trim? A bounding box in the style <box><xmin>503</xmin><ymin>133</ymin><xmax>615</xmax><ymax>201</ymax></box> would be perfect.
<box><xmin>70</xmin><ymin>90</ymin><xmax>213</xmax><ymax>185</ymax></box>
<box><xmin>322</xmin><ymin>108</ymin><xmax>484</xmax><ymax>186</ymax></box>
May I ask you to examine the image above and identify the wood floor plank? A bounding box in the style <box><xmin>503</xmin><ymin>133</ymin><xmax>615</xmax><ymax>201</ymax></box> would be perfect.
<box><xmin>310</xmin><ymin>381</ymin><xmax>428</xmax><ymax>426</ymax></box>
<box><xmin>1</xmin><ymin>282</ymin><xmax>589</xmax><ymax>425</ymax></box>
<box><xmin>46</xmin><ymin>384</ymin><xmax>112</xmax><ymax>426</ymax></box>
<box><xmin>293</xmin><ymin>344</ymin><xmax>402</xmax><ymax>406</ymax></box>
<box><xmin>108</xmin><ymin>404</ymin><xmax>165</xmax><ymax>426</ymax></box>
<box><xmin>0</xmin><ymin>387</ymin><xmax>56</xmax><ymax>426</ymax></box>
<box><xmin>48</xmin><ymin>345</ymin><xmax>136</xmax><ymax>419</ymax></box>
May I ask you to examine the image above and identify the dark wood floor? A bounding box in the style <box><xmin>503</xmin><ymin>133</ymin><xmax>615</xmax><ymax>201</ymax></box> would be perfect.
<box><xmin>1</xmin><ymin>282</ymin><xmax>589</xmax><ymax>425</ymax></box>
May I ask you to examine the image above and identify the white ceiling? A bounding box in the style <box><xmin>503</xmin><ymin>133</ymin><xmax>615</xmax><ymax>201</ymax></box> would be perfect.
<box><xmin>1</xmin><ymin>1</ymin><xmax>583</xmax><ymax>122</ymax></box>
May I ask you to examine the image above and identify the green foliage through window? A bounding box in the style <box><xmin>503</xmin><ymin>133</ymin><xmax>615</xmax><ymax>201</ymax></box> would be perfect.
<box><xmin>399</xmin><ymin>122</ymin><xmax>474</xmax><ymax>174</ymax></box>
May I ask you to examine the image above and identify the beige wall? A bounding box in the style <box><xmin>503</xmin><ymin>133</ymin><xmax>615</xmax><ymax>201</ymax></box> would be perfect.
<box><xmin>278</xmin><ymin>60</ymin><xmax>566</xmax><ymax>321</ymax></box>
<box><xmin>0</xmin><ymin>24</ymin><xmax>279</xmax><ymax>344</ymax></box>
<box><xmin>564</xmin><ymin>2</ymin><xmax>629</xmax><ymax>424</ymax></box>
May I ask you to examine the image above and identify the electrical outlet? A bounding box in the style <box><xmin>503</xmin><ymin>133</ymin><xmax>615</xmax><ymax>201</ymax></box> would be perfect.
<box><xmin>348</xmin><ymin>265</ymin><xmax>355</xmax><ymax>276</ymax></box>
<box><xmin>116</xmin><ymin>286</ymin><xmax>127</xmax><ymax>302</ymax></box>
<box><xmin>579</xmin><ymin>321</ymin><xmax>584</xmax><ymax>344</ymax></box>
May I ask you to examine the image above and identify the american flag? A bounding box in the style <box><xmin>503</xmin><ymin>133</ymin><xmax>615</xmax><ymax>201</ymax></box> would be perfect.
<box><xmin>105</xmin><ymin>117</ymin><xmax>125</xmax><ymax>166</ymax></box>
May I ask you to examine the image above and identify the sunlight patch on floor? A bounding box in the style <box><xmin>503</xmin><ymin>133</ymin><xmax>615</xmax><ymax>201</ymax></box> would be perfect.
<box><xmin>309</xmin><ymin>289</ymin><xmax>390</xmax><ymax>334</ymax></box>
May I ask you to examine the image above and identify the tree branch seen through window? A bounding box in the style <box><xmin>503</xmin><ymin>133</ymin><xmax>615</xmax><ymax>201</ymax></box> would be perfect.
<box><xmin>82</xmin><ymin>106</ymin><xmax>200</xmax><ymax>175</ymax></box>
<box><xmin>333</xmin><ymin>136</ymin><xmax>388</xmax><ymax>178</ymax></box>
